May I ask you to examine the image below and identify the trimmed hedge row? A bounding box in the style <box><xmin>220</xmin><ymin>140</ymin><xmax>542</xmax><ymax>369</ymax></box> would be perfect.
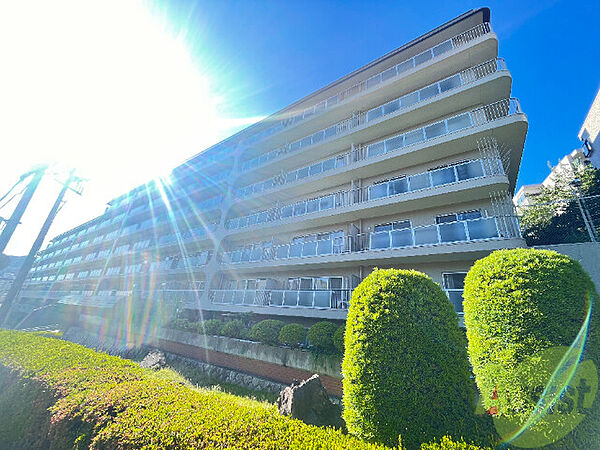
<box><xmin>0</xmin><ymin>330</ymin><xmax>386</xmax><ymax>449</ymax></box>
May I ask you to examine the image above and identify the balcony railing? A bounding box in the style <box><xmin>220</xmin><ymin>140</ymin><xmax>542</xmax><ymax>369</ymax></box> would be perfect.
<box><xmin>222</xmin><ymin>215</ymin><xmax>515</xmax><ymax>266</ymax></box>
<box><xmin>210</xmin><ymin>289</ymin><xmax>351</xmax><ymax>310</ymax></box>
<box><xmin>227</xmin><ymin>156</ymin><xmax>503</xmax><ymax>231</ymax></box>
<box><xmin>241</xmin><ymin>22</ymin><xmax>492</xmax><ymax>150</ymax></box>
<box><xmin>239</xmin><ymin>54</ymin><xmax>503</xmax><ymax>175</ymax></box>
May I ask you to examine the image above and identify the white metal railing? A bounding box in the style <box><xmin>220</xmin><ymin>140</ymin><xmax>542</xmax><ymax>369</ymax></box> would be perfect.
<box><xmin>241</xmin><ymin>22</ymin><xmax>492</xmax><ymax>151</ymax></box>
<box><xmin>227</xmin><ymin>156</ymin><xmax>502</xmax><ymax>231</ymax></box>
<box><xmin>210</xmin><ymin>289</ymin><xmax>351</xmax><ymax>309</ymax></box>
<box><xmin>240</xmin><ymin>53</ymin><xmax>503</xmax><ymax>175</ymax></box>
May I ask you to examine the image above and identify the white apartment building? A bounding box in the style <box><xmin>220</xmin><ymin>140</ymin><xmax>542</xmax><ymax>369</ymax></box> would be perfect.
<box><xmin>20</xmin><ymin>8</ymin><xmax>527</xmax><ymax>328</ymax></box>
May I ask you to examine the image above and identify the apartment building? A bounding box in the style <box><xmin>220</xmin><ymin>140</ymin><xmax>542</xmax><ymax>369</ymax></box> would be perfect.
<box><xmin>18</xmin><ymin>8</ymin><xmax>527</xmax><ymax>330</ymax></box>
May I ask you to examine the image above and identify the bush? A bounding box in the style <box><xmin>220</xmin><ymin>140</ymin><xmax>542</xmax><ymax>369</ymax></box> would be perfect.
<box><xmin>278</xmin><ymin>323</ymin><xmax>306</xmax><ymax>347</ymax></box>
<box><xmin>333</xmin><ymin>325</ymin><xmax>345</xmax><ymax>354</ymax></box>
<box><xmin>0</xmin><ymin>330</ymin><xmax>386</xmax><ymax>449</ymax></box>
<box><xmin>249</xmin><ymin>319</ymin><xmax>285</xmax><ymax>345</ymax></box>
<box><xmin>199</xmin><ymin>319</ymin><xmax>223</xmax><ymax>336</ymax></box>
<box><xmin>170</xmin><ymin>318</ymin><xmax>195</xmax><ymax>331</ymax></box>
<box><xmin>420</xmin><ymin>436</ymin><xmax>491</xmax><ymax>449</ymax></box>
<box><xmin>221</xmin><ymin>319</ymin><xmax>249</xmax><ymax>339</ymax></box>
<box><xmin>307</xmin><ymin>321</ymin><xmax>338</xmax><ymax>352</ymax></box>
<box><xmin>464</xmin><ymin>248</ymin><xmax>600</xmax><ymax>448</ymax></box>
<box><xmin>342</xmin><ymin>269</ymin><xmax>476</xmax><ymax>449</ymax></box>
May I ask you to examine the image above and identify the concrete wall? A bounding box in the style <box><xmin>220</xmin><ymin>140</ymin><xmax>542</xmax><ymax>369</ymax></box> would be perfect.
<box><xmin>536</xmin><ymin>242</ymin><xmax>600</xmax><ymax>292</ymax></box>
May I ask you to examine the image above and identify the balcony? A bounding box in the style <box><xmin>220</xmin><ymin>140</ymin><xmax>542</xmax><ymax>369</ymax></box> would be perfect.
<box><xmin>241</xmin><ymin>23</ymin><xmax>494</xmax><ymax>152</ymax></box>
<box><xmin>210</xmin><ymin>288</ymin><xmax>351</xmax><ymax>310</ymax></box>
<box><xmin>239</xmin><ymin>56</ymin><xmax>506</xmax><ymax>178</ymax></box>
<box><xmin>226</xmin><ymin>157</ymin><xmax>503</xmax><ymax>232</ymax></box>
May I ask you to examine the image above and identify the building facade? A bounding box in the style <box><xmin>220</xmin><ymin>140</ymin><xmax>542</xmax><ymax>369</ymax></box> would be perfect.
<box><xmin>19</xmin><ymin>8</ymin><xmax>527</xmax><ymax>330</ymax></box>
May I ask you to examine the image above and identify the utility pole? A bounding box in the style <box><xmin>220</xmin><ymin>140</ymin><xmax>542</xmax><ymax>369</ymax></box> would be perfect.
<box><xmin>0</xmin><ymin>170</ymin><xmax>83</xmax><ymax>327</ymax></box>
<box><xmin>0</xmin><ymin>165</ymin><xmax>48</xmax><ymax>255</ymax></box>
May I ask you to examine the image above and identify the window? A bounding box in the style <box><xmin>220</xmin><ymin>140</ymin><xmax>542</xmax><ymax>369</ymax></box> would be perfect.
<box><xmin>443</xmin><ymin>272</ymin><xmax>467</xmax><ymax>313</ymax></box>
<box><xmin>436</xmin><ymin>210</ymin><xmax>482</xmax><ymax>224</ymax></box>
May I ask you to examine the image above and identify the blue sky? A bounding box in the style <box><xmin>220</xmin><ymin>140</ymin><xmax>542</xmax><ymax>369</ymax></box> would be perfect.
<box><xmin>0</xmin><ymin>0</ymin><xmax>598</xmax><ymax>255</ymax></box>
<box><xmin>158</xmin><ymin>0</ymin><xmax>599</xmax><ymax>188</ymax></box>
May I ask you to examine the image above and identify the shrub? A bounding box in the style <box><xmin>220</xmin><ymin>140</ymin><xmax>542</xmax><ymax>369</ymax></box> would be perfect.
<box><xmin>333</xmin><ymin>325</ymin><xmax>345</xmax><ymax>354</ymax></box>
<box><xmin>343</xmin><ymin>269</ymin><xmax>476</xmax><ymax>449</ymax></box>
<box><xmin>307</xmin><ymin>321</ymin><xmax>338</xmax><ymax>352</ymax></box>
<box><xmin>464</xmin><ymin>248</ymin><xmax>600</xmax><ymax>448</ymax></box>
<box><xmin>221</xmin><ymin>319</ymin><xmax>249</xmax><ymax>339</ymax></box>
<box><xmin>170</xmin><ymin>318</ymin><xmax>194</xmax><ymax>331</ymax></box>
<box><xmin>0</xmin><ymin>330</ymin><xmax>386</xmax><ymax>449</ymax></box>
<box><xmin>420</xmin><ymin>436</ymin><xmax>491</xmax><ymax>449</ymax></box>
<box><xmin>249</xmin><ymin>319</ymin><xmax>285</xmax><ymax>345</ymax></box>
<box><xmin>199</xmin><ymin>319</ymin><xmax>223</xmax><ymax>336</ymax></box>
<box><xmin>278</xmin><ymin>323</ymin><xmax>307</xmax><ymax>347</ymax></box>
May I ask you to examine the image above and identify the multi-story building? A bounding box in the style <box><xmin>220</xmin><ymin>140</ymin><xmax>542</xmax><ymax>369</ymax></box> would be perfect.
<box><xmin>18</xmin><ymin>8</ymin><xmax>527</xmax><ymax>332</ymax></box>
<box><xmin>580</xmin><ymin>87</ymin><xmax>600</xmax><ymax>168</ymax></box>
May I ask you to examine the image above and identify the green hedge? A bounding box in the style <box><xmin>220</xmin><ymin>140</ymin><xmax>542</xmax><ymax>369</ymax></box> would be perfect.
<box><xmin>333</xmin><ymin>325</ymin><xmax>345</xmax><ymax>354</ymax></box>
<box><xmin>0</xmin><ymin>330</ymin><xmax>388</xmax><ymax>449</ymax></box>
<box><xmin>463</xmin><ymin>248</ymin><xmax>600</xmax><ymax>448</ymax></box>
<box><xmin>200</xmin><ymin>318</ymin><xmax>223</xmax><ymax>336</ymax></box>
<box><xmin>221</xmin><ymin>319</ymin><xmax>249</xmax><ymax>339</ymax></box>
<box><xmin>419</xmin><ymin>436</ymin><xmax>490</xmax><ymax>449</ymax></box>
<box><xmin>307</xmin><ymin>321</ymin><xmax>338</xmax><ymax>352</ymax></box>
<box><xmin>250</xmin><ymin>319</ymin><xmax>285</xmax><ymax>345</ymax></box>
<box><xmin>342</xmin><ymin>269</ymin><xmax>476</xmax><ymax>449</ymax></box>
<box><xmin>278</xmin><ymin>323</ymin><xmax>307</xmax><ymax>347</ymax></box>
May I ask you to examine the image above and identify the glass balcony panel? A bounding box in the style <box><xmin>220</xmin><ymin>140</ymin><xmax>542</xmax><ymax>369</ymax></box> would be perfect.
<box><xmin>381</xmin><ymin>66</ymin><xmax>397</xmax><ymax>82</ymax></box>
<box><xmin>309</xmin><ymin>163</ymin><xmax>323</xmax><ymax>176</ymax></box>
<box><xmin>302</xmin><ymin>241</ymin><xmax>317</xmax><ymax>256</ymax></box>
<box><xmin>397</xmin><ymin>58</ymin><xmax>414</xmax><ymax>74</ymax></box>
<box><xmin>424</xmin><ymin>121</ymin><xmax>447</xmax><ymax>139</ymax></box>
<box><xmin>439</xmin><ymin>222</ymin><xmax>467</xmax><ymax>242</ymax></box>
<box><xmin>297</xmin><ymin>167</ymin><xmax>309</xmax><ymax>179</ymax></box>
<box><xmin>432</xmin><ymin>40</ymin><xmax>453</xmax><ymax>56</ymax></box>
<box><xmin>456</xmin><ymin>160</ymin><xmax>484</xmax><ymax>180</ymax></box>
<box><xmin>369</xmin><ymin>183</ymin><xmax>388</xmax><ymax>200</ymax></box>
<box><xmin>367</xmin><ymin>106</ymin><xmax>383</xmax><ymax>122</ymax></box>
<box><xmin>306</xmin><ymin>199</ymin><xmax>319</xmax><ymax>213</ymax></box>
<box><xmin>239</xmin><ymin>217</ymin><xmax>249</xmax><ymax>228</ymax></box>
<box><xmin>270</xmin><ymin>291</ymin><xmax>283</xmax><ymax>306</ymax></box>
<box><xmin>248</xmin><ymin>215</ymin><xmax>258</xmax><ymax>226</ymax></box>
<box><xmin>408</xmin><ymin>172</ymin><xmax>431</xmax><ymax>191</ymax></box>
<box><xmin>419</xmin><ymin>84</ymin><xmax>440</xmax><ymax>101</ymax></box>
<box><xmin>384</xmin><ymin>136</ymin><xmax>403</xmax><ymax>154</ymax></box>
<box><xmin>298</xmin><ymin>291</ymin><xmax>314</xmax><ymax>307</ymax></box>
<box><xmin>371</xmin><ymin>231</ymin><xmax>391</xmax><ymax>249</ymax></box>
<box><xmin>383</xmin><ymin>99</ymin><xmax>400</xmax><ymax>116</ymax></box>
<box><xmin>322</xmin><ymin>158</ymin><xmax>335</xmax><ymax>171</ymax></box>
<box><xmin>327</xmin><ymin>95</ymin><xmax>338</xmax><ymax>106</ymax></box>
<box><xmin>314</xmin><ymin>291</ymin><xmax>331</xmax><ymax>308</ymax></box>
<box><xmin>324</xmin><ymin>126</ymin><xmax>336</xmax><ymax>138</ymax></box>
<box><xmin>258</xmin><ymin>212</ymin><xmax>269</xmax><ymax>223</ymax></box>
<box><xmin>446</xmin><ymin>113</ymin><xmax>472</xmax><ymax>132</ymax></box>
<box><xmin>366</xmin><ymin>74</ymin><xmax>380</xmax><ymax>89</ymax></box>
<box><xmin>391</xmin><ymin>229</ymin><xmax>413</xmax><ymax>248</ymax></box>
<box><xmin>286</xmin><ymin>171</ymin><xmax>297</xmax><ymax>183</ymax></box>
<box><xmin>320</xmin><ymin>195</ymin><xmax>334</xmax><ymax>210</ymax></box>
<box><xmin>414</xmin><ymin>49</ymin><xmax>433</xmax><ymax>65</ymax></box>
<box><xmin>404</xmin><ymin>128</ymin><xmax>425</xmax><ymax>146</ymax></box>
<box><xmin>234</xmin><ymin>291</ymin><xmax>245</xmax><ymax>304</ymax></box>
<box><xmin>275</xmin><ymin>245</ymin><xmax>289</xmax><ymax>259</ymax></box>
<box><xmin>335</xmin><ymin>155</ymin><xmax>347</xmax><ymax>168</ymax></box>
<box><xmin>243</xmin><ymin>291</ymin><xmax>256</xmax><ymax>305</ymax></box>
<box><xmin>389</xmin><ymin>178</ymin><xmax>408</xmax><ymax>195</ymax></box>
<box><xmin>467</xmin><ymin>218</ymin><xmax>498</xmax><ymax>240</ymax></box>
<box><xmin>447</xmin><ymin>290</ymin><xmax>464</xmax><ymax>312</ymax></box>
<box><xmin>300</xmin><ymin>136</ymin><xmax>312</xmax><ymax>147</ymax></box>
<box><xmin>251</xmin><ymin>248</ymin><xmax>262</xmax><ymax>261</ymax></box>
<box><xmin>281</xmin><ymin>206</ymin><xmax>293</xmax><ymax>218</ymax></box>
<box><xmin>431</xmin><ymin>167</ymin><xmax>456</xmax><ymax>186</ymax></box>
<box><xmin>289</xmin><ymin>243</ymin><xmax>302</xmax><ymax>258</ymax></box>
<box><xmin>400</xmin><ymin>91</ymin><xmax>419</xmax><ymax>108</ymax></box>
<box><xmin>317</xmin><ymin>239</ymin><xmax>333</xmax><ymax>255</ymax></box>
<box><xmin>312</xmin><ymin>130</ymin><xmax>324</xmax><ymax>143</ymax></box>
<box><xmin>367</xmin><ymin>141</ymin><xmax>385</xmax><ymax>158</ymax></box>
<box><xmin>283</xmin><ymin>291</ymin><xmax>298</xmax><ymax>306</ymax></box>
<box><xmin>294</xmin><ymin>202</ymin><xmax>306</xmax><ymax>216</ymax></box>
<box><xmin>440</xmin><ymin>74</ymin><xmax>461</xmax><ymax>92</ymax></box>
<box><xmin>290</xmin><ymin>141</ymin><xmax>301</xmax><ymax>151</ymax></box>
<box><xmin>240</xmin><ymin>250</ymin><xmax>251</xmax><ymax>262</ymax></box>
<box><xmin>414</xmin><ymin>225</ymin><xmax>439</xmax><ymax>245</ymax></box>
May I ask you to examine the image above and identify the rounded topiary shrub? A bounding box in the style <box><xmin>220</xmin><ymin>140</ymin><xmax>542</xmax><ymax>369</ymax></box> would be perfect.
<box><xmin>333</xmin><ymin>325</ymin><xmax>345</xmax><ymax>354</ymax></box>
<box><xmin>343</xmin><ymin>269</ymin><xmax>475</xmax><ymax>449</ymax></box>
<box><xmin>307</xmin><ymin>321</ymin><xmax>338</xmax><ymax>352</ymax></box>
<box><xmin>220</xmin><ymin>319</ymin><xmax>249</xmax><ymax>339</ymax></box>
<box><xmin>249</xmin><ymin>319</ymin><xmax>285</xmax><ymax>345</ymax></box>
<box><xmin>278</xmin><ymin>323</ymin><xmax>306</xmax><ymax>348</ymax></box>
<box><xmin>464</xmin><ymin>248</ymin><xmax>600</xmax><ymax>448</ymax></box>
<box><xmin>200</xmin><ymin>319</ymin><xmax>223</xmax><ymax>336</ymax></box>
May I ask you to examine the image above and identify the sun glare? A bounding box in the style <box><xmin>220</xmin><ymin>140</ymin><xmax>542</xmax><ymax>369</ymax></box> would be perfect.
<box><xmin>0</xmin><ymin>0</ymin><xmax>263</xmax><ymax>254</ymax></box>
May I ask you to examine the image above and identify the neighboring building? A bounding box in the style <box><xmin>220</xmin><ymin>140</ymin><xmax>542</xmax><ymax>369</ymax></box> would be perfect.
<box><xmin>513</xmin><ymin>183</ymin><xmax>542</xmax><ymax>211</ymax></box>
<box><xmin>580</xmin><ymin>87</ymin><xmax>600</xmax><ymax>168</ymax></box>
<box><xmin>18</xmin><ymin>8</ymin><xmax>527</xmax><ymax>332</ymax></box>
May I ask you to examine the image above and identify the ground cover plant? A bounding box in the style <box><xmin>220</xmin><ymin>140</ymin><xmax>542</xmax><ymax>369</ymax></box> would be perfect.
<box><xmin>0</xmin><ymin>329</ymin><xmax>389</xmax><ymax>449</ymax></box>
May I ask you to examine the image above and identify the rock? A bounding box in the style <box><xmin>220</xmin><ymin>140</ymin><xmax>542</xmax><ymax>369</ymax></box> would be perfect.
<box><xmin>277</xmin><ymin>374</ymin><xmax>344</xmax><ymax>429</ymax></box>
<box><xmin>140</xmin><ymin>350</ymin><xmax>167</xmax><ymax>370</ymax></box>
